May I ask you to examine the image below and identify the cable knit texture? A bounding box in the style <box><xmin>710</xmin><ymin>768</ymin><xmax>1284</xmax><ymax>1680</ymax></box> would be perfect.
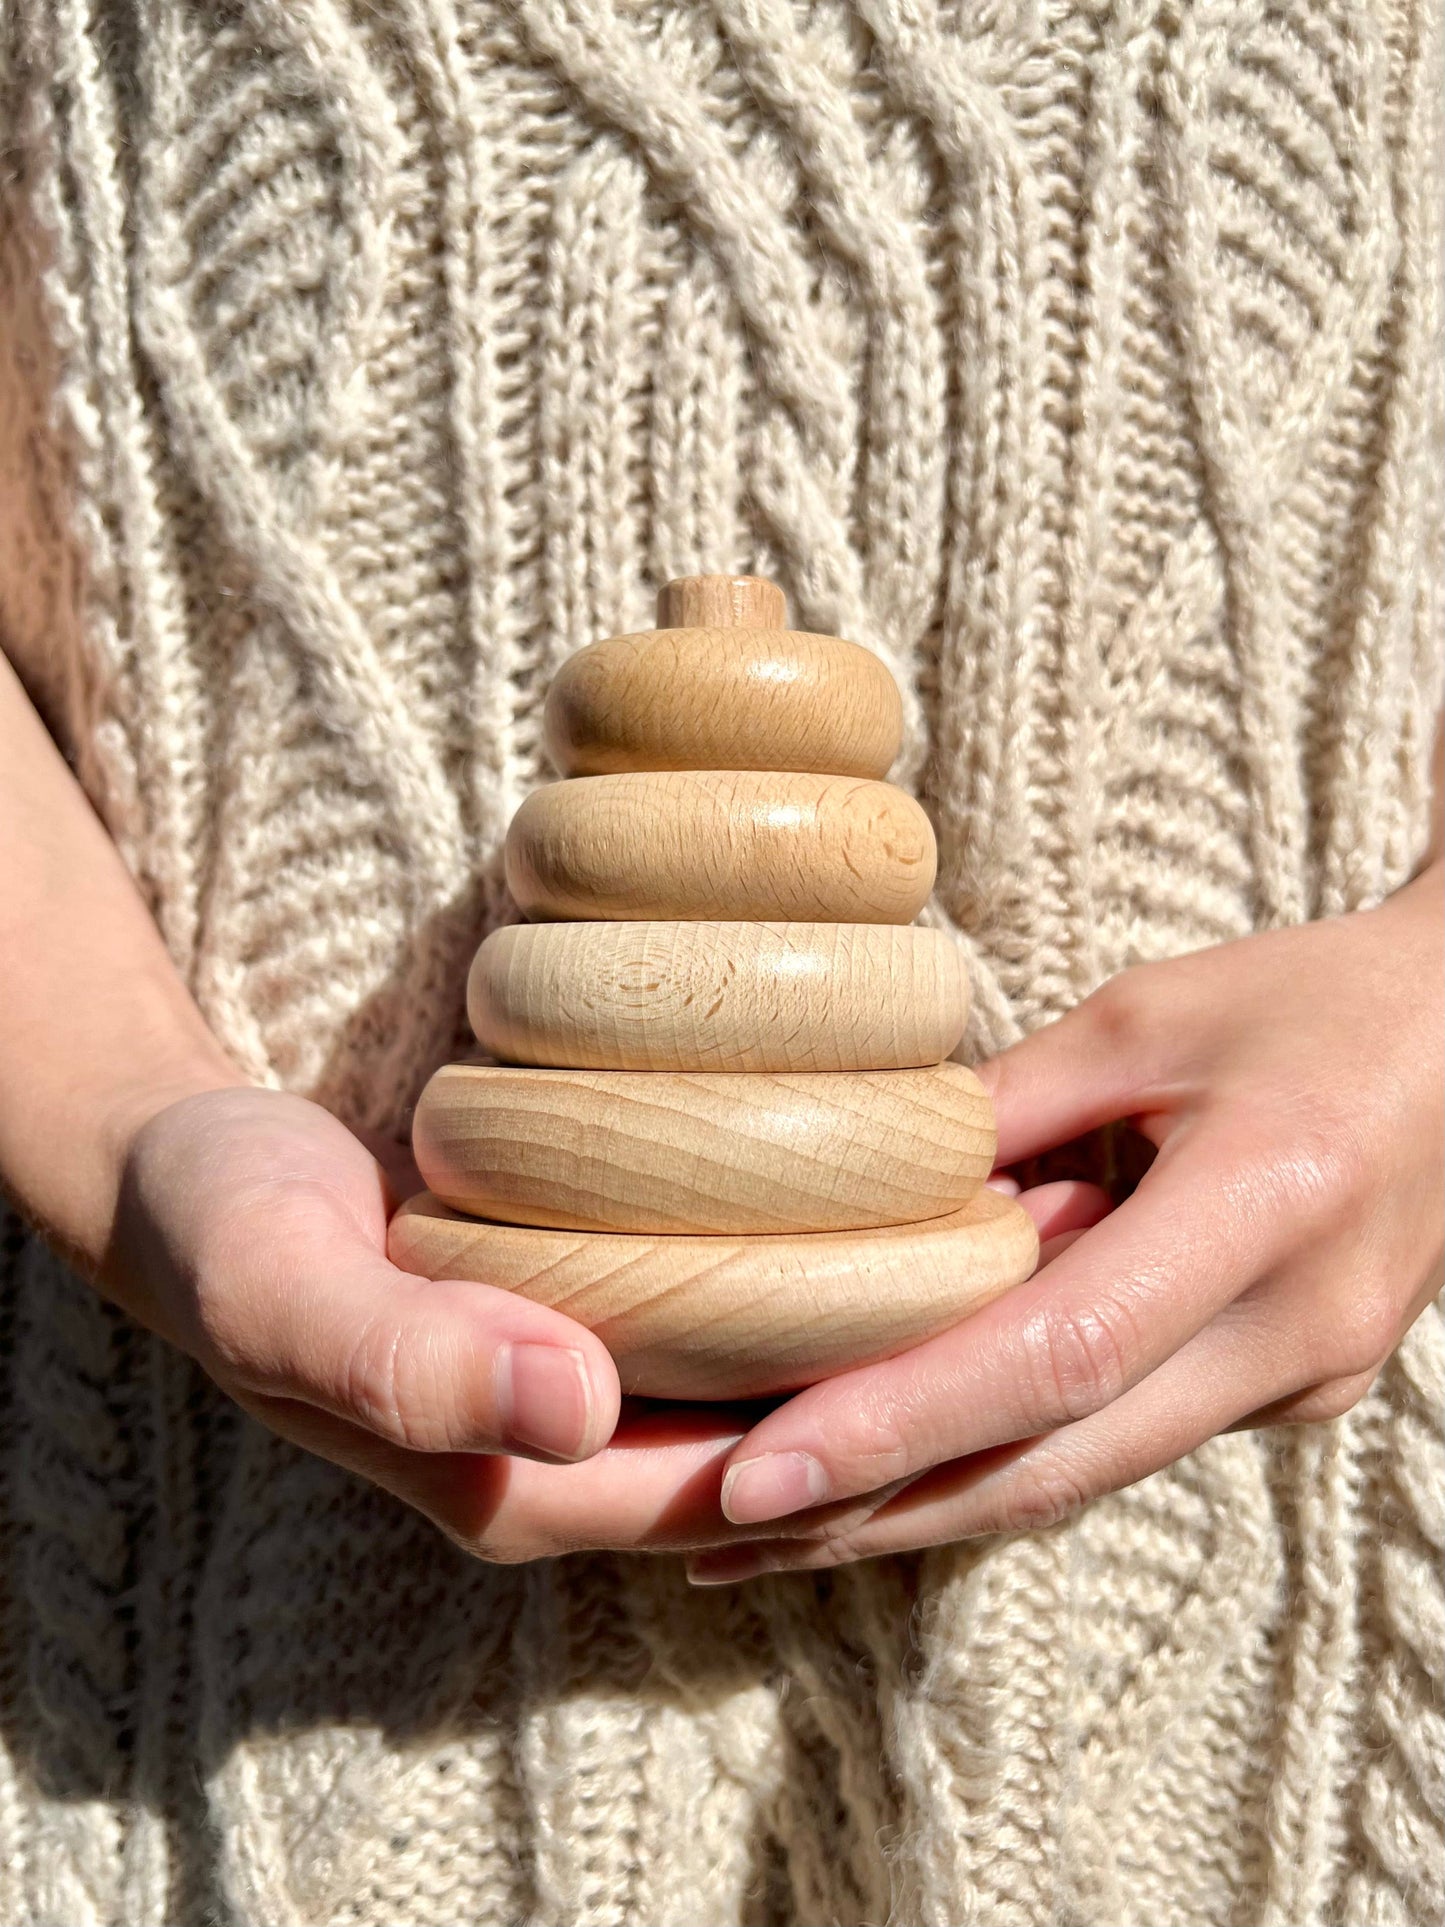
<box><xmin>1</xmin><ymin>2</ymin><xmax>1442</xmax><ymax>1921</ymax></box>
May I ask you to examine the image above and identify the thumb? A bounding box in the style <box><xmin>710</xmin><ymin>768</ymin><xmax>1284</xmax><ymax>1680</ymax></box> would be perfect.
<box><xmin>201</xmin><ymin>1204</ymin><xmax>622</xmax><ymax>1464</ymax></box>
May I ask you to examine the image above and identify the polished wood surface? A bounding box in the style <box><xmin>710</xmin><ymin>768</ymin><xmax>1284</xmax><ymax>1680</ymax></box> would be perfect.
<box><xmin>543</xmin><ymin>625</ymin><xmax>903</xmax><ymax>779</ymax></box>
<box><xmin>467</xmin><ymin>919</ymin><xmax>970</xmax><ymax>1071</ymax></box>
<box><xmin>396</xmin><ymin>572</ymin><xmax>1020</xmax><ymax>1397</ymax></box>
<box><xmin>388</xmin><ymin>1187</ymin><xmax>1038</xmax><ymax>1400</ymax></box>
<box><xmin>505</xmin><ymin>770</ymin><xmax>936</xmax><ymax>924</ymax></box>
<box><xmin>412</xmin><ymin>1061</ymin><xmax>994</xmax><ymax>1234</ymax></box>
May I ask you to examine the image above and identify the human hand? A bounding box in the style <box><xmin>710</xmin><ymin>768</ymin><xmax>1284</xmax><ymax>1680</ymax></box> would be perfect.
<box><xmin>104</xmin><ymin>1084</ymin><xmax>893</xmax><ymax>1561</ymax></box>
<box><xmin>0</xmin><ymin>636</ymin><xmax>781</xmax><ymax>1561</ymax></box>
<box><xmin>107</xmin><ymin>1086</ymin><xmax>634</xmax><ymax>1520</ymax></box>
<box><xmin>684</xmin><ymin>867</ymin><xmax>1445</xmax><ymax>1582</ymax></box>
<box><xmin>105</xmin><ymin>1089</ymin><xmax>1093</xmax><ymax>1562</ymax></box>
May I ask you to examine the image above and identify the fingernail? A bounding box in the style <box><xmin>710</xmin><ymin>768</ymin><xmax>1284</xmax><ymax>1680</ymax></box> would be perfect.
<box><xmin>721</xmin><ymin>1451</ymin><xmax>827</xmax><ymax>1525</ymax></box>
<box><xmin>986</xmin><ymin>1173</ymin><xmax>1021</xmax><ymax>1196</ymax></box>
<box><xmin>686</xmin><ymin>1548</ymin><xmax>779</xmax><ymax>1587</ymax></box>
<box><xmin>495</xmin><ymin>1342</ymin><xmax>595</xmax><ymax>1460</ymax></box>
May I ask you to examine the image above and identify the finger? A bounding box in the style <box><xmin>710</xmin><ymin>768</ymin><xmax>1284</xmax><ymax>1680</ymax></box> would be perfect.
<box><xmin>1226</xmin><ymin>1370</ymin><xmax>1378</xmax><ymax>1429</ymax></box>
<box><xmin>250</xmin><ymin>1394</ymin><xmax>808</xmax><ymax>1560</ymax></box>
<box><xmin>978</xmin><ymin>968</ymin><xmax>1191</xmax><ymax>1167</ymax></box>
<box><xmin>716</xmin><ymin>1129</ymin><xmax>1272</xmax><ymax>1525</ymax></box>
<box><xmin>1227</xmin><ymin>1259</ymin><xmax>1443</xmax><ymax>1429</ymax></box>
<box><xmin>443</xmin><ymin>1400</ymin><xmax>902</xmax><ymax>1559</ymax></box>
<box><xmin>203</xmin><ymin>1204</ymin><xmax>622</xmax><ymax>1463</ymax></box>
<box><xmin>253</xmin><ymin>1392</ymin><xmax>900</xmax><ymax>1562</ymax></box>
<box><xmin>1013</xmin><ymin>1179</ymin><xmax>1113</xmax><ymax>1241</ymax></box>
<box><xmin>1235</xmin><ymin>1249</ymin><xmax>1443</xmax><ymax>1429</ymax></box>
<box><xmin>689</xmin><ymin>1287</ymin><xmax>1321</xmax><ymax>1580</ymax></box>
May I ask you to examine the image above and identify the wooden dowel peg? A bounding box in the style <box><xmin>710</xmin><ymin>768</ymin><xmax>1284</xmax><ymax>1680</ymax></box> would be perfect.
<box><xmin>656</xmin><ymin>573</ymin><xmax>785</xmax><ymax>629</ymax></box>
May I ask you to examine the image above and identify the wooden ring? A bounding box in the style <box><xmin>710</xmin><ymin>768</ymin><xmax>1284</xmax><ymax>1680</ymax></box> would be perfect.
<box><xmin>505</xmin><ymin>771</ymin><xmax>936</xmax><ymax>924</ymax></box>
<box><xmin>412</xmin><ymin>1062</ymin><xmax>995</xmax><ymax>1234</ymax></box>
<box><xmin>388</xmin><ymin>1188</ymin><xmax>1039</xmax><ymax>1400</ymax></box>
<box><xmin>468</xmin><ymin>920</ymin><xmax>969</xmax><ymax>1071</ymax></box>
<box><xmin>542</xmin><ymin>626</ymin><xmax>903</xmax><ymax>778</ymax></box>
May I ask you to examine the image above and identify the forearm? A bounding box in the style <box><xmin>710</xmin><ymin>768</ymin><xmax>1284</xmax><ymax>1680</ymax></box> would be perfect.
<box><xmin>1385</xmin><ymin>710</ymin><xmax>1444</xmax><ymax>921</ymax></box>
<box><xmin>0</xmin><ymin>649</ymin><xmax>243</xmax><ymax>1272</ymax></box>
<box><xmin>1424</xmin><ymin>712</ymin><xmax>1445</xmax><ymax>873</ymax></box>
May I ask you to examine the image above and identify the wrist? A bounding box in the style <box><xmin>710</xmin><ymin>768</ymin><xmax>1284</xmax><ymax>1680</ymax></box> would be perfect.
<box><xmin>99</xmin><ymin>1047</ymin><xmax>250</xmax><ymax>1181</ymax></box>
<box><xmin>5</xmin><ymin>1024</ymin><xmax>247</xmax><ymax>1281</ymax></box>
<box><xmin>1381</xmin><ymin>854</ymin><xmax>1444</xmax><ymax>932</ymax></box>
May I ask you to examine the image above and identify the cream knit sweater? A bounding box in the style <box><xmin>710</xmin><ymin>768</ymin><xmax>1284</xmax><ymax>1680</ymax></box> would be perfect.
<box><xmin>1</xmin><ymin>2</ymin><xmax>1442</xmax><ymax>1922</ymax></box>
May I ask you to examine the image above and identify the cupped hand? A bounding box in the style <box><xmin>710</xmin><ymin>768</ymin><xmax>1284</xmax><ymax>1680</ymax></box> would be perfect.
<box><xmin>684</xmin><ymin>866</ymin><xmax>1445</xmax><ymax>1583</ymax></box>
<box><xmin>106</xmin><ymin>1090</ymin><xmax>1108</xmax><ymax>1563</ymax></box>
<box><xmin>109</xmin><ymin>1086</ymin><xmax>888</xmax><ymax>1561</ymax></box>
<box><xmin>106</xmin><ymin>1086</ymin><xmax>636</xmax><ymax>1549</ymax></box>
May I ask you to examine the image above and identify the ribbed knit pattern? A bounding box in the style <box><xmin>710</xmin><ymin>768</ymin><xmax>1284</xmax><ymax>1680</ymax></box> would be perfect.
<box><xmin>1</xmin><ymin>2</ymin><xmax>1442</xmax><ymax>1921</ymax></box>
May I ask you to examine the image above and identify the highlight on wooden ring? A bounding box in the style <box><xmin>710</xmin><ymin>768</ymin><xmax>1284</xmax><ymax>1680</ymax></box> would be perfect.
<box><xmin>467</xmin><ymin>919</ymin><xmax>971</xmax><ymax>1072</ymax></box>
<box><xmin>543</xmin><ymin>625</ymin><xmax>904</xmax><ymax>779</ymax></box>
<box><xmin>411</xmin><ymin>1061</ymin><xmax>996</xmax><ymax>1235</ymax></box>
<box><xmin>388</xmin><ymin>1187</ymin><xmax>1039</xmax><ymax>1401</ymax></box>
<box><xmin>504</xmin><ymin>771</ymin><xmax>937</xmax><ymax>924</ymax></box>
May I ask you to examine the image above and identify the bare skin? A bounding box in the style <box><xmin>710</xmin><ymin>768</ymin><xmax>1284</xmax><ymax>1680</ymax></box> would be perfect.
<box><xmin>2</xmin><ymin>640</ymin><xmax>1441</xmax><ymax>1570</ymax></box>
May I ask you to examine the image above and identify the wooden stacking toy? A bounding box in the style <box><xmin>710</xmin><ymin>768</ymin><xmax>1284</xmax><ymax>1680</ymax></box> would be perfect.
<box><xmin>389</xmin><ymin>576</ymin><xmax>1038</xmax><ymax>1400</ymax></box>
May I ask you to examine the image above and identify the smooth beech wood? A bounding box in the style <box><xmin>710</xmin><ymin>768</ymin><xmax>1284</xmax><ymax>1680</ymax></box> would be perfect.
<box><xmin>542</xmin><ymin>625</ymin><xmax>903</xmax><ymax>779</ymax></box>
<box><xmin>655</xmin><ymin>573</ymin><xmax>786</xmax><ymax>629</ymax></box>
<box><xmin>388</xmin><ymin>1187</ymin><xmax>1039</xmax><ymax>1400</ymax></box>
<box><xmin>505</xmin><ymin>771</ymin><xmax>936</xmax><ymax>924</ymax></box>
<box><xmin>468</xmin><ymin>920</ymin><xmax>969</xmax><ymax>1071</ymax></box>
<box><xmin>412</xmin><ymin>1061</ymin><xmax>995</xmax><ymax>1234</ymax></box>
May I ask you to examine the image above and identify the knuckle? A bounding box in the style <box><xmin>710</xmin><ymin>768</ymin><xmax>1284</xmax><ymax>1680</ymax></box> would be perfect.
<box><xmin>826</xmin><ymin>1396</ymin><xmax>917</xmax><ymax>1490</ymax></box>
<box><xmin>805</xmin><ymin>1526</ymin><xmax>871</xmax><ymax>1571</ymax></box>
<box><xmin>445</xmin><ymin>1526</ymin><xmax>540</xmax><ymax>1566</ymax></box>
<box><xmin>1300</xmin><ymin>1374</ymin><xmax>1375</xmax><ymax>1424</ymax></box>
<box><xmin>1319</xmin><ymin>1288</ymin><xmax>1400</xmax><ymax>1381</ymax></box>
<box><xmin>1257</xmin><ymin>1111</ymin><xmax>1372</xmax><ymax>1235</ymax></box>
<box><xmin>339</xmin><ymin>1317</ymin><xmax>465</xmax><ymax>1453</ymax></box>
<box><xmin>339</xmin><ymin>1318</ymin><xmax>409</xmax><ymax>1441</ymax></box>
<box><xmin>1081</xmin><ymin>967</ymin><xmax>1165</xmax><ymax>1059</ymax></box>
<box><xmin>993</xmin><ymin>1456</ymin><xmax>1093</xmax><ymax>1534</ymax></box>
<box><xmin>1020</xmin><ymin>1296</ymin><xmax>1137</xmax><ymax>1424</ymax></box>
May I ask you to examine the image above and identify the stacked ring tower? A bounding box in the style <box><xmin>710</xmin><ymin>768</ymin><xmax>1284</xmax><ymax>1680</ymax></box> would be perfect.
<box><xmin>389</xmin><ymin>575</ymin><xmax>1039</xmax><ymax>1400</ymax></box>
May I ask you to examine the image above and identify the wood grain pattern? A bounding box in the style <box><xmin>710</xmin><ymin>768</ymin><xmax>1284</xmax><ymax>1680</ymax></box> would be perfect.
<box><xmin>505</xmin><ymin>771</ymin><xmax>936</xmax><ymax>924</ymax></box>
<box><xmin>468</xmin><ymin>919</ymin><xmax>970</xmax><ymax>1071</ymax></box>
<box><xmin>387</xmin><ymin>1187</ymin><xmax>1039</xmax><ymax>1400</ymax></box>
<box><xmin>542</xmin><ymin>625</ymin><xmax>903</xmax><ymax>779</ymax></box>
<box><xmin>412</xmin><ymin>1061</ymin><xmax>995</xmax><ymax>1233</ymax></box>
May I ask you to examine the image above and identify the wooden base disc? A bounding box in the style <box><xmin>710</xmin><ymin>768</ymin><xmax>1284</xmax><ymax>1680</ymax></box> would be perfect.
<box><xmin>387</xmin><ymin>1189</ymin><xmax>1039</xmax><ymax>1400</ymax></box>
<box><xmin>412</xmin><ymin>1061</ymin><xmax>995</xmax><ymax>1234</ymax></box>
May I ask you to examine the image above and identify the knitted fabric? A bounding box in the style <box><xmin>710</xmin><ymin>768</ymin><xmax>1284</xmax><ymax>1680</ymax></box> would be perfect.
<box><xmin>1</xmin><ymin>1</ymin><xmax>1442</xmax><ymax>1921</ymax></box>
